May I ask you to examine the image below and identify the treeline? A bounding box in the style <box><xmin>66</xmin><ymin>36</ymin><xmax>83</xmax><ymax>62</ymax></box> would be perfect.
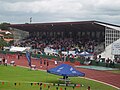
<box><xmin>0</xmin><ymin>22</ymin><xmax>13</xmax><ymax>50</ymax></box>
<box><xmin>0</xmin><ymin>22</ymin><xmax>10</xmax><ymax>30</ymax></box>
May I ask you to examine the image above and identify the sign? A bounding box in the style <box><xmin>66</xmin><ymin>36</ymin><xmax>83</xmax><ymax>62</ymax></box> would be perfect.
<box><xmin>112</xmin><ymin>43</ymin><xmax>120</xmax><ymax>55</ymax></box>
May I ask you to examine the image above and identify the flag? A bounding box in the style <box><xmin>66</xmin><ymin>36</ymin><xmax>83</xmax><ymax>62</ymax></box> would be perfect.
<box><xmin>31</xmin><ymin>83</ymin><xmax>33</xmax><ymax>86</ymax></box>
<box><xmin>76</xmin><ymin>84</ymin><xmax>81</xmax><ymax>88</ymax></box>
<box><xmin>44</xmin><ymin>84</ymin><xmax>46</xmax><ymax>88</ymax></box>
<box><xmin>60</xmin><ymin>87</ymin><xmax>62</xmax><ymax>90</ymax></box>
<box><xmin>34</xmin><ymin>83</ymin><xmax>36</xmax><ymax>85</ymax></box>
<box><xmin>2</xmin><ymin>82</ymin><xmax>4</xmax><ymax>85</ymax></box>
<box><xmin>14</xmin><ymin>83</ymin><xmax>16</xmax><ymax>86</ymax></box>
<box><xmin>26</xmin><ymin>51</ymin><xmax>31</xmax><ymax>67</ymax></box>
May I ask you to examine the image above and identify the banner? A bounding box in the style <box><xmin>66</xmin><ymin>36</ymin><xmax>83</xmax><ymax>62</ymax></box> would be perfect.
<box><xmin>112</xmin><ymin>43</ymin><xmax>120</xmax><ymax>55</ymax></box>
<box><xmin>26</xmin><ymin>51</ymin><xmax>31</xmax><ymax>67</ymax></box>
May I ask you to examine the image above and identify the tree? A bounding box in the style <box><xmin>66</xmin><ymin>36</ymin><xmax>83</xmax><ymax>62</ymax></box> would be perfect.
<box><xmin>0</xmin><ymin>22</ymin><xmax>10</xmax><ymax>30</ymax></box>
<box><xmin>0</xmin><ymin>38</ymin><xmax>8</xmax><ymax>50</ymax></box>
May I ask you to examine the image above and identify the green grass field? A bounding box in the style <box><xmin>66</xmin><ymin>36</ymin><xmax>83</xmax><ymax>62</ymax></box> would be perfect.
<box><xmin>0</xmin><ymin>65</ymin><xmax>118</xmax><ymax>90</ymax></box>
<box><xmin>107</xmin><ymin>70</ymin><xmax>120</xmax><ymax>74</ymax></box>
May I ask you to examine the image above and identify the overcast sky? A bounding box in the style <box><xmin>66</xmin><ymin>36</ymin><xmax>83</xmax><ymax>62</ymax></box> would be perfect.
<box><xmin>0</xmin><ymin>0</ymin><xmax>120</xmax><ymax>25</ymax></box>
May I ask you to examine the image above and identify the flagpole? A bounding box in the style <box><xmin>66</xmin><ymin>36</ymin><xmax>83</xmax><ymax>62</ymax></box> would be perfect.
<box><xmin>46</xmin><ymin>60</ymin><xmax>48</xmax><ymax>83</ymax></box>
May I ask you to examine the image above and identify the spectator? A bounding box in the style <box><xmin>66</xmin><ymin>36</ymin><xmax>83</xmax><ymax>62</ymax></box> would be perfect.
<box><xmin>106</xmin><ymin>58</ymin><xmax>110</xmax><ymax>67</ymax></box>
<box><xmin>2</xmin><ymin>57</ymin><xmax>5</xmax><ymax>65</ymax></box>
<box><xmin>5</xmin><ymin>59</ymin><xmax>7</xmax><ymax>66</ymax></box>
<box><xmin>95</xmin><ymin>58</ymin><xmax>99</xmax><ymax>65</ymax></box>
<box><xmin>17</xmin><ymin>53</ymin><xmax>20</xmax><ymax>60</ymax></box>
<box><xmin>87</xmin><ymin>85</ymin><xmax>90</xmax><ymax>90</ymax></box>
<box><xmin>0</xmin><ymin>58</ymin><xmax>2</xmax><ymax>65</ymax></box>
<box><xmin>54</xmin><ymin>60</ymin><xmax>57</xmax><ymax>66</ymax></box>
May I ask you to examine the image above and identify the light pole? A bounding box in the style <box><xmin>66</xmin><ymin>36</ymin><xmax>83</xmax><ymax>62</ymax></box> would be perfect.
<box><xmin>30</xmin><ymin>17</ymin><xmax>32</xmax><ymax>24</ymax></box>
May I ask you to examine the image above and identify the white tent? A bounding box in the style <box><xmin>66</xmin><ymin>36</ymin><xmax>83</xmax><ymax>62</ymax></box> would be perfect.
<box><xmin>10</xmin><ymin>46</ymin><xmax>27</xmax><ymax>52</ymax></box>
<box><xmin>44</xmin><ymin>47</ymin><xmax>58</xmax><ymax>54</ymax></box>
<box><xmin>79</xmin><ymin>51</ymin><xmax>92</xmax><ymax>56</ymax></box>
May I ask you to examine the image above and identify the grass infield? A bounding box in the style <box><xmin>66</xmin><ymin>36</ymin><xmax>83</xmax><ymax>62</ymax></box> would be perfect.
<box><xmin>0</xmin><ymin>65</ymin><xmax>118</xmax><ymax>90</ymax></box>
<box><xmin>107</xmin><ymin>70</ymin><xmax>120</xmax><ymax>74</ymax></box>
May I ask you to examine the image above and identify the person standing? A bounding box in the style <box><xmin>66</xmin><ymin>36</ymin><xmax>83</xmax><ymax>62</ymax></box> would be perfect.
<box><xmin>40</xmin><ymin>58</ymin><xmax>43</xmax><ymax>68</ymax></box>
<box><xmin>2</xmin><ymin>57</ymin><xmax>5</xmax><ymax>65</ymax></box>
<box><xmin>106</xmin><ymin>58</ymin><xmax>110</xmax><ymax>67</ymax></box>
<box><xmin>0</xmin><ymin>58</ymin><xmax>2</xmax><ymax>65</ymax></box>
<box><xmin>5</xmin><ymin>59</ymin><xmax>7</xmax><ymax>66</ymax></box>
<box><xmin>17</xmin><ymin>53</ymin><xmax>20</xmax><ymax>60</ymax></box>
<box><xmin>54</xmin><ymin>60</ymin><xmax>57</xmax><ymax>66</ymax></box>
<box><xmin>87</xmin><ymin>85</ymin><xmax>90</xmax><ymax>90</ymax></box>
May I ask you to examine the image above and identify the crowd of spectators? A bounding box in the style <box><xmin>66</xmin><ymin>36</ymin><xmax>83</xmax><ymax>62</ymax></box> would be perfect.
<box><xmin>14</xmin><ymin>34</ymin><xmax>101</xmax><ymax>54</ymax></box>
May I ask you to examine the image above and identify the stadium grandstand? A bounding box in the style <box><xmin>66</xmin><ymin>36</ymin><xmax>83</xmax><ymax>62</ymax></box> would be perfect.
<box><xmin>9</xmin><ymin>20</ymin><xmax>120</xmax><ymax>62</ymax></box>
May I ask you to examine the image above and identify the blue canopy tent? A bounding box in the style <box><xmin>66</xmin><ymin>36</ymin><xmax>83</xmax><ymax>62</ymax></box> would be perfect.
<box><xmin>47</xmin><ymin>64</ymin><xmax>85</xmax><ymax>83</ymax></box>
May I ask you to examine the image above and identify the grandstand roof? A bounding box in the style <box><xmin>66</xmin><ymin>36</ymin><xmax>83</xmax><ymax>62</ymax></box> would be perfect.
<box><xmin>9</xmin><ymin>21</ymin><xmax>120</xmax><ymax>32</ymax></box>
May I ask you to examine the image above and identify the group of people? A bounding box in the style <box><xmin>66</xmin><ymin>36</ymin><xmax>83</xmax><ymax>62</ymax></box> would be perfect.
<box><xmin>0</xmin><ymin>57</ymin><xmax>7</xmax><ymax>66</ymax></box>
<box><xmin>105</xmin><ymin>58</ymin><xmax>116</xmax><ymax>67</ymax></box>
<box><xmin>14</xmin><ymin>35</ymin><xmax>101</xmax><ymax>55</ymax></box>
<box><xmin>94</xmin><ymin>54</ymin><xmax>120</xmax><ymax>67</ymax></box>
<box><xmin>105</xmin><ymin>57</ymin><xmax>120</xmax><ymax>67</ymax></box>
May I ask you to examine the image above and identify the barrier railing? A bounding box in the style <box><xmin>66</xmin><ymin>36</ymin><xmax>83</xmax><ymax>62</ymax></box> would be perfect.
<box><xmin>0</xmin><ymin>50</ymin><xmax>120</xmax><ymax>68</ymax></box>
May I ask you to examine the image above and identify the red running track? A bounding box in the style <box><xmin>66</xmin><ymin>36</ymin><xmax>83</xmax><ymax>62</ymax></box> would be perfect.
<box><xmin>76</xmin><ymin>68</ymin><xmax>120</xmax><ymax>89</ymax></box>
<box><xmin>1</xmin><ymin>54</ymin><xmax>120</xmax><ymax>89</ymax></box>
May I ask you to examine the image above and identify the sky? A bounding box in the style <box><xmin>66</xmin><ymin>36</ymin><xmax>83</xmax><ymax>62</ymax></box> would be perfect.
<box><xmin>0</xmin><ymin>0</ymin><xmax>120</xmax><ymax>25</ymax></box>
